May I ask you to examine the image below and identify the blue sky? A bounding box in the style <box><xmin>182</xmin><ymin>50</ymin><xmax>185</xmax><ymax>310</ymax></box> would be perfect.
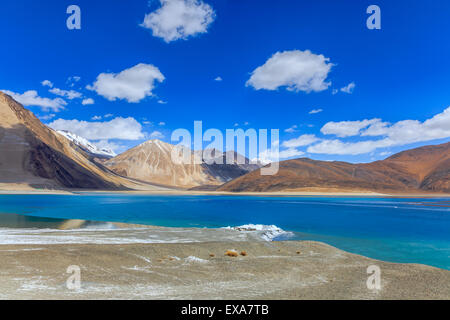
<box><xmin>1</xmin><ymin>0</ymin><xmax>450</xmax><ymax>162</ymax></box>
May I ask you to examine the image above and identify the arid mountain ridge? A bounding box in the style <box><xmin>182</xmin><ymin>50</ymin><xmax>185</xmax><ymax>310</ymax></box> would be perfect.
<box><xmin>0</xmin><ymin>92</ymin><xmax>162</xmax><ymax>191</ymax></box>
<box><xmin>219</xmin><ymin>142</ymin><xmax>450</xmax><ymax>193</ymax></box>
<box><xmin>0</xmin><ymin>91</ymin><xmax>448</xmax><ymax>193</ymax></box>
<box><xmin>104</xmin><ymin>140</ymin><xmax>261</xmax><ymax>188</ymax></box>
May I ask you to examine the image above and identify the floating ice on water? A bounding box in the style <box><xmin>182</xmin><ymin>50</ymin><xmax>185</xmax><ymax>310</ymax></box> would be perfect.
<box><xmin>223</xmin><ymin>224</ymin><xmax>294</xmax><ymax>242</ymax></box>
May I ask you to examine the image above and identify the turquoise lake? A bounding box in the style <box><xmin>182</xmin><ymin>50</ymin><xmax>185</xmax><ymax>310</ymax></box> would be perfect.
<box><xmin>0</xmin><ymin>194</ymin><xmax>449</xmax><ymax>270</ymax></box>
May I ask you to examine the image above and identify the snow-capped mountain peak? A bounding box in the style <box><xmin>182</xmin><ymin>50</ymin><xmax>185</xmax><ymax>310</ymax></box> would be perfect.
<box><xmin>57</xmin><ymin>130</ymin><xmax>116</xmax><ymax>158</ymax></box>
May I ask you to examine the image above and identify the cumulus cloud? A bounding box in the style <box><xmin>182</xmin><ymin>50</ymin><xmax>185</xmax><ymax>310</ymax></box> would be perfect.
<box><xmin>94</xmin><ymin>139</ymin><xmax>124</xmax><ymax>154</ymax></box>
<box><xmin>284</xmin><ymin>125</ymin><xmax>298</xmax><ymax>133</ymax></box>
<box><xmin>258</xmin><ymin>147</ymin><xmax>305</xmax><ymax>164</ymax></box>
<box><xmin>332</xmin><ymin>82</ymin><xmax>356</xmax><ymax>95</ymax></box>
<box><xmin>41</xmin><ymin>80</ymin><xmax>54</xmax><ymax>88</ymax></box>
<box><xmin>87</xmin><ymin>63</ymin><xmax>165</xmax><ymax>103</ymax></box>
<box><xmin>39</xmin><ymin>114</ymin><xmax>56</xmax><ymax>121</ymax></box>
<box><xmin>282</xmin><ymin>134</ymin><xmax>319</xmax><ymax>148</ymax></box>
<box><xmin>214</xmin><ymin>76</ymin><xmax>222</xmax><ymax>81</ymax></box>
<box><xmin>309</xmin><ymin>108</ymin><xmax>323</xmax><ymax>114</ymax></box>
<box><xmin>67</xmin><ymin>76</ymin><xmax>81</xmax><ymax>88</ymax></box>
<box><xmin>149</xmin><ymin>131</ymin><xmax>165</xmax><ymax>139</ymax></box>
<box><xmin>307</xmin><ymin>139</ymin><xmax>388</xmax><ymax>155</ymax></box>
<box><xmin>68</xmin><ymin>76</ymin><xmax>81</xmax><ymax>83</ymax></box>
<box><xmin>82</xmin><ymin>98</ymin><xmax>95</xmax><ymax>105</ymax></box>
<box><xmin>308</xmin><ymin>107</ymin><xmax>450</xmax><ymax>155</ymax></box>
<box><xmin>321</xmin><ymin>119</ymin><xmax>381</xmax><ymax>138</ymax></box>
<box><xmin>2</xmin><ymin>90</ymin><xmax>66</xmax><ymax>112</ymax></box>
<box><xmin>48</xmin><ymin>117</ymin><xmax>145</xmax><ymax>140</ymax></box>
<box><xmin>340</xmin><ymin>82</ymin><xmax>356</xmax><ymax>94</ymax></box>
<box><xmin>141</xmin><ymin>0</ymin><xmax>216</xmax><ymax>43</ymax></box>
<box><xmin>49</xmin><ymin>87</ymin><xmax>82</xmax><ymax>100</ymax></box>
<box><xmin>361</xmin><ymin>120</ymin><xmax>390</xmax><ymax>136</ymax></box>
<box><xmin>246</xmin><ymin>50</ymin><xmax>334</xmax><ymax>93</ymax></box>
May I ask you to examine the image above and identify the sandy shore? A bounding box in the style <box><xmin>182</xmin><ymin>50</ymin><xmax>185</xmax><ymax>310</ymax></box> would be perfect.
<box><xmin>0</xmin><ymin>232</ymin><xmax>448</xmax><ymax>299</ymax></box>
<box><xmin>3</xmin><ymin>189</ymin><xmax>450</xmax><ymax>198</ymax></box>
<box><xmin>1</xmin><ymin>186</ymin><xmax>448</xmax><ymax>197</ymax></box>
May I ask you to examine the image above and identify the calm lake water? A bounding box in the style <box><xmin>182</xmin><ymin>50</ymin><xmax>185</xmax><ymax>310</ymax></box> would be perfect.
<box><xmin>0</xmin><ymin>194</ymin><xmax>449</xmax><ymax>270</ymax></box>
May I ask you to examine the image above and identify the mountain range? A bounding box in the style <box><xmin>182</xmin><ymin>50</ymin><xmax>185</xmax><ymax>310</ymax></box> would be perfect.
<box><xmin>0</xmin><ymin>92</ymin><xmax>160</xmax><ymax>191</ymax></box>
<box><xmin>0</xmin><ymin>91</ymin><xmax>448</xmax><ymax>194</ymax></box>
<box><xmin>219</xmin><ymin>142</ymin><xmax>450</xmax><ymax>193</ymax></box>
<box><xmin>104</xmin><ymin>140</ymin><xmax>260</xmax><ymax>188</ymax></box>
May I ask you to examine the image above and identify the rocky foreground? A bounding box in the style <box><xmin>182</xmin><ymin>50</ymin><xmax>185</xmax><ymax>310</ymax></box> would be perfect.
<box><xmin>0</xmin><ymin>238</ymin><xmax>448</xmax><ymax>300</ymax></box>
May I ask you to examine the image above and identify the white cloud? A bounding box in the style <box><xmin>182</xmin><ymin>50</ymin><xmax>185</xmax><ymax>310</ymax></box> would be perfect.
<box><xmin>104</xmin><ymin>113</ymin><xmax>114</xmax><ymax>118</ymax></box>
<box><xmin>258</xmin><ymin>147</ymin><xmax>305</xmax><ymax>164</ymax></box>
<box><xmin>279</xmin><ymin>148</ymin><xmax>305</xmax><ymax>159</ymax></box>
<box><xmin>150</xmin><ymin>130</ymin><xmax>164</xmax><ymax>139</ymax></box>
<box><xmin>67</xmin><ymin>76</ymin><xmax>81</xmax><ymax>88</ymax></box>
<box><xmin>307</xmin><ymin>139</ymin><xmax>389</xmax><ymax>155</ymax></box>
<box><xmin>157</xmin><ymin>99</ymin><xmax>168</xmax><ymax>104</ymax></box>
<box><xmin>282</xmin><ymin>134</ymin><xmax>319</xmax><ymax>148</ymax></box>
<box><xmin>321</xmin><ymin>119</ymin><xmax>381</xmax><ymax>138</ymax></box>
<box><xmin>82</xmin><ymin>98</ymin><xmax>95</xmax><ymax>105</ymax></box>
<box><xmin>48</xmin><ymin>117</ymin><xmax>145</xmax><ymax>140</ymax></box>
<box><xmin>340</xmin><ymin>82</ymin><xmax>355</xmax><ymax>94</ymax></box>
<box><xmin>68</xmin><ymin>76</ymin><xmax>81</xmax><ymax>83</ymax></box>
<box><xmin>91</xmin><ymin>115</ymin><xmax>102</xmax><ymax>120</ymax></box>
<box><xmin>309</xmin><ymin>108</ymin><xmax>323</xmax><ymax>114</ymax></box>
<box><xmin>87</xmin><ymin>63</ymin><xmax>165</xmax><ymax>103</ymax></box>
<box><xmin>49</xmin><ymin>87</ymin><xmax>82</xmax><ymax>100</ymax></box>
<box><xmin>214</xmin><ymin>76</ymin><xmax>222</xmax><ymax>81</ymax></box>
<box><xmin>141</xmin><ymin>0</ymin><xmax>216</xmax><ymax>43</ymax></box>
<box><xmin>42</xmin><ymin>79</ymin><xmax>83</xmax><ymax>99</ymax></box>
<box><xmin>94</xmin><ymin>139</ymin><xmax>123</xmax><ymax>154</ymax></box>
<box><xmin>41</xmin><ymin>80</ymin><xmax>53</xmax><ymax>88</ymax></box>
<box><xmin>39</xmin><ymin>114</ymin><xmax>56</xmax><ymax>121</ymax></box>
<box><xmin>361</xmin><ymin>121</ymin><xmax>390</xmax><ymax>136</ymax></box>
<box><xmin>308</xmin><ymin>107</ymin><xmax>450</xmax><ymax>155</ymax></box>
<box><xmin>246</xmin><ymin>50</ymin><xmax>334</xmax><ymax>93</ymax></box>
<box><xmin>284</xmin><ymin>125</ymin><xmax>298</xmax><ymax>133</ymax></box>
<box><xmin>159</xmin><ymin>121</ymin><xmax>166</xmax><ymax>126</ymax></box>
<box><xmin>2</xmin><ymin>90</ymin><xmax>66</xmax><ymax>112</ymax></box>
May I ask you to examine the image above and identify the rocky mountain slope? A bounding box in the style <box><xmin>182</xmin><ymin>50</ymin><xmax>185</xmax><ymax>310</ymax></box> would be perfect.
<box><xmin>0</xmin><ymin>91</ymin><xmax>158</xmax><ymax>190</ymax></box>
<box><xmin>104</xmin><ymin>140</ymin><xmax>261</xmax><ymax>188</ymax></box>
<box><xmin>218</xmin><ymin>142</ymin><xmax>450</xmax><ymax>193</ymax></box>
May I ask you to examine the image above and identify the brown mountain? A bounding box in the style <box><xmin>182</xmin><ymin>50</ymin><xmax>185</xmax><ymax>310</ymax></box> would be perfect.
<box><xmin>104</xmin><ymin>140</ymin><xmax>260</xmax><ymax>189</ymax></box>
<box><xmin>218</xmin><ymin>142</ymin><xmax>450</xmax><ymax>193</ymax></box>
<box><xmin>0</xmin><ymin>91</ymin><xmax>157</xmax><ymax>191</ymax></box>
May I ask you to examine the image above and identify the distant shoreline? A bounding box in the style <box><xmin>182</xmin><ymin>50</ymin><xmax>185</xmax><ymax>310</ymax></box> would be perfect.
<box><xmin>0</xmin><ymin>185</ymin><xmax>450</xmax><ymax>198</ymax></box>
<box><xmin>1</xmin><ymin>188</ymin><xmax>449</xmax><ymax>198</ymax></box>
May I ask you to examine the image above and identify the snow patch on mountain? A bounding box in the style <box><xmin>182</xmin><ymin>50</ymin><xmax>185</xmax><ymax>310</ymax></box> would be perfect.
<box><xmin>57</xmin><ymin>130</ymin><xmax>116</xmax><ymax>158</ymax></box>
